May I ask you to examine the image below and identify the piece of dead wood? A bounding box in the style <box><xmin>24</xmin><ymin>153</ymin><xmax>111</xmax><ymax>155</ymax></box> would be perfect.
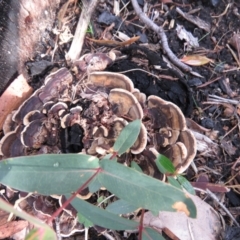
<box><xmin>142</xmin><ymin>194</ymin><xmax>222</xmax><ymax>240</ymax></box>
<box><xmin>0</xmin><ymin>75</ymin><xmax>33</xmax><ymax>130</ymax></box>
<box><xmin>0</xmin><ymin>220</ymin><xmax>28</xmax><ymax>239</ymax></box>
<box><xmin>131</xmin><ymin>0</ymin><xmax>192</xmax><ymax>72</ymax></box>
<box><xmin>229</xmin><ymin>33</ymin><xmax>240</xmax><ymax>61</ymax></box>
<box><xmin>66</xmin><ymin>0</ymin><xmax>98</xmax><ymax>62</ymax></box>
<box><xmin>176</xmin><ymin>7</ymin><xmax>211</xmax><ymax>32</ymax></box>
<box><xmin>86</xmin><ymin>36</ymin><xmax>140</xmax><ymax>47</ymax></box>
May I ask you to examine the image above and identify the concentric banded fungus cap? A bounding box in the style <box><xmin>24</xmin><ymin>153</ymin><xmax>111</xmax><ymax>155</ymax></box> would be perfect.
<box><xmin>38</xmin><ymin>68</ymin><xmax>73</xmax><ymax>103</ymax></box>
<box><xmin>0</xmin><ymin>126</ymin><xmax>26</xmax><ymax>157</ymax></box>
<box><xmin>147</xmin><ymin>95</ymin><xmax>197</xmax><ymax>173</ymax></box>
<box><xmin>21</xmin><ymin>120</ymin><xmax>49</xmax><ymax>148</ymax></box>
<box><xmin>131</xmin><ymin>123</ymin><xmax>148</xmax><ymax>154</ymax></box>
<box><xmin>147</xmin><ymin>95</ymin><xmax>186</xmax><ymax>131</ymax></box>
<box><xmin>132</xmin><ymin>89</ymin><xmax>146</xmax><ymax>105</ymax></box>
<box><xmin>23</xmin><ymin>110</ymin><xmax>46</xmax><ymax>126</ymax></box>
<box><xmin>61</xmin><ymin>106</ymin><xmax>82</xmax><ymax>128</ymax></box>
<box><xmin>83</xmin><ymin>53</ymin><xmax>113</xmax><ymax>72</ymax></box>
<box><xmin>108</xmin><ymin>88</ymin><xmax>143</xmax><ymax>120</ymax></box>
<box><xmin>3</xmin><ymin>112</ymin><xmax>17</xmax><ymax>134</ymax></box>
<box><xmin>177</xmin><ymin>130</ymin><xmax>197</xmax><ymax>173</ymax></box>
<box><xmin>12</xmin><ymin>93</ymin><xmax>43</xmax><ymax>124</ymax></box>
<box><xmin>88</xmin><ymin>72</ymin><xmax>134</xmax><ymax>92</ymax></box>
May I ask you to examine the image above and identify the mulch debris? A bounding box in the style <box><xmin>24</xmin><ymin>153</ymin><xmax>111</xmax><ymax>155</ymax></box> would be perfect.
<box><xmin>2</xmin><ymin>0</ymin><xmax>240</xmax><ymax>239</ymax></box>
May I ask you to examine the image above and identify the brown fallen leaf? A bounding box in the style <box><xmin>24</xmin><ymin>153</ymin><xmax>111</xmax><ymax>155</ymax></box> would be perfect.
<box><xmin>191</xmin><ymin>180</ymin><xmax>229</xmax><ymax>193</ymax></box>
<box><xmin>86</xmin><ymin>36</ymin><xmax>140</xmax><ymax>47</ymax></box>
<box><xmin>0</xmin><ymin>220</ymin><xmax>28</xmax><ymax>239</ymax></box>
<box><xmin>229</xmin><ymin>33</ymin><xmax>240</xmax><ymax>61</ymax></box>
<box><xmin>180</xmin><ymin>55</ymin><xmax>214</xmax><ymax>66</ymax></box>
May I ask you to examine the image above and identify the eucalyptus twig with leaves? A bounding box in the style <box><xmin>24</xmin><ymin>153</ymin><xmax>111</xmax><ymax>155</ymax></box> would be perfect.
<box><xmin>66</xmin><ymin>0</ymin><xmax>98</xmax><ymax>62</ymax></box>
<box><xmin>131</xmin><ymin>0</ymin><xmax>192</xmax><ymax>72</ymax></box>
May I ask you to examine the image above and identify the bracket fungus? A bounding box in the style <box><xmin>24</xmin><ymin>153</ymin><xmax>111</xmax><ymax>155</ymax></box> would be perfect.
<box><xmin>0</xmin><ymin>64</ymin><xmax>196</xmax><ymax>173</ymax></box>
<box><xmin>147</xmin><ymin>95</ymin><xmax>196</xmax><ymax>173</ymax></box>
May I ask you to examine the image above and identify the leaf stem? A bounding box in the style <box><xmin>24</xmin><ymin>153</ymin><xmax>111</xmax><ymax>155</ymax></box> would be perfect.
<box><xmin>138</xmin><ymin>209</ymin><xmax>145</xmax><ymax>240</ymax></box>
<box><xmin>48</xmin><ymin>167</ymin><xmax>102</xmax><ymax>223</ymax></box>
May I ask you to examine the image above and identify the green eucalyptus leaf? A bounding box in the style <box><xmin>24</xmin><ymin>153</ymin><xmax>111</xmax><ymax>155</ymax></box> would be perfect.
<box><xmin>99</xmin><ymin>159</ymin><xmax>196</xmax><ymax>218</ymax></box>
<box><xmin>143</xmin><ymin>228</ymin><xmax>165</xmax><ymax>240</ymax></box>
<box><xmin>0</xmin><ymin>154</ymin><xmax>99</xmax><ymax>195</ymax></box>
<box><xmin>167</xmin><ymin>176</ymin><xmax>182</xmax><ymax>189</ymax></box>
<box><xmin>130</xmin><ymin>161</ymin><xmax>143</xmax><ymax>172</ymax></box>
<box><xmin>106</xmin><ymin>199</ymin><xmax>138</xmax><ymax>214</ymax></box>
<box><xmin>156</xmin><ymin>154</ymin><xmax>175</xmax><ymax>174</ymax></box>
<box><xmin>88</xmin><ymin>177</ymin><xmax>102</xmax><ymax>193</ymax></box>
<box><xmin>177</xmin><ymin>175</ymin><xmax>196</xmax><ymax>195</ymax></box>
<box><xmin>69</xmin><ymin>197</ymin><xmax>138</xmax><ymax>230</ymax></box>
<box><xmin>78</xmin><ymin>213</ymin><xmax>93</xmax><ymax>228</ymax></box>
<box><xmin>113</xmin><ymin>119</ymin><xmax>141</xmax><ymax>156</ymax></box>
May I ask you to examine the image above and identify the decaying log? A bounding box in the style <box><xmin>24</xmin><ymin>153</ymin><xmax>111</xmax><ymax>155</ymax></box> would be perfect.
<box><xmin>0</xmin><ymin>0</ymin><xmax>60</xmax><ymax>95</ymax></box>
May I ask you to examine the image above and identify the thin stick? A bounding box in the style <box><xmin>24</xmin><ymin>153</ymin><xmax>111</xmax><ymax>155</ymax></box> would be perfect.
<box><xmin>206</xmin><ymin>189</ymin><xmax>239</xmax><ymax>227</ymax></box>
<box><xmin>131</xmin><ymin>0</ymin><xmax>192</xmax><ymax>72</ymax></box>
<box><xmin>66</xmin><ymin>0</ymin><xmax>98</xmax><ymax>61</ymax></box>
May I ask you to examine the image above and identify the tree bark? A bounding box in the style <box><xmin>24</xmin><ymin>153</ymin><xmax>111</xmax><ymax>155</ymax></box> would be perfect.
<box><xmin>0</xmin><ymin>0</ymin><xmax>60</xmax><ymax>95</ymax></box>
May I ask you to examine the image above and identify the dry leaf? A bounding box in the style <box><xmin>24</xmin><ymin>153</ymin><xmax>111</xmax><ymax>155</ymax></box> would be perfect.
<box><xmin>143</xmin><ymin>194</ymin><xmax>221</xmax><ymax>240</ymax></box>
<box><xmin>176</xmin><ymin>7</ymin><xmax>211</xmax><ymax>32</ymax></box>
<box><xmin>176</xmin><ymin>24</ymin><xmax>199</xmax><ymax>51</ymax></box>
<box><xmin>229</xmin><ymin>33</ymin><xmax>240</xmax><ymax>61</ymax></box>
<box><xmin>180</xmin><ymin>55</ymin><xmax>214</xmax><ymax>66</ymax></box>
<box><xmin>86</xmin><ymin>36</ymin><xmax>140</xmax><ymax>47</ymax></box>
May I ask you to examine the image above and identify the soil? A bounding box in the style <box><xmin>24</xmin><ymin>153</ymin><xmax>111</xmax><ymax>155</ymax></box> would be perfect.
<box><xmin>1</xmin><ymin>0</ymin><xmax>240</xmax><ymax>239</ymax></box>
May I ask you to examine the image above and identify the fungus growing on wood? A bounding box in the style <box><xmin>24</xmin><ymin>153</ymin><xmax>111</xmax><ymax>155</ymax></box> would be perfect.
<box><xmin>0</xmin><ymin>68</ymin><xmax>196</xmax><ymax>173</ymax></box>
<box><xmin>108</xmin><ymin>88</ymin><xmax>143</xmax><ymax>119</ymax></box>
<box><xmin>88</xmin><ymin>71</ymin><xmax>134</xmax><ymax>92</ymax></box>
<box><xmin>147</xmin><ymin>95</ymin><xmax>197</xmax><ymax>173</ymax></box>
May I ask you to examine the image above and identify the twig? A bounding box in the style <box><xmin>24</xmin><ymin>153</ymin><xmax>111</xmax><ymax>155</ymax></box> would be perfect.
<box><xmin>212</xmin><ymin>3</ymin><xmax>231</xmax><ymax>18</ymax></box>
<box><xmin>206</xmin><ymin>189</ymin><xmax>239</xmax><ymax>227</ymax></box>
<box><xmin>131</xmin><ymin>0</ymin><xmax>192</xmax><ymax>72</ymax></box>
<box><xmin>207</xmin><ymin>95</ymin><xmax>239</xmax><ymax>105</ymax></box>
<box><xmin>102</xmin><ymin>232</ymin><xmax>115</xmax><ymax>240</ymax></box>
<box><xmin>66</xmin><ymin>0</ymin><xmax>98</xmax><ymax>62</ymax></box>
<box><xmin>227</xmin><ymin>43</ymin><xmax>240</xmax><ymax>68</ymax></box>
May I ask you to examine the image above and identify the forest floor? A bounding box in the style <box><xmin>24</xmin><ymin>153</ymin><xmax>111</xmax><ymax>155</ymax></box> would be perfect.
<box><xmin>2</xmin><ymin>0</ymin><xmax>240</xmax><ymax>239</ymax></box>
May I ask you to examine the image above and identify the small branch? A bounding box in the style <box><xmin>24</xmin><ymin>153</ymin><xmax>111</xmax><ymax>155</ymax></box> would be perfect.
<box><xmin>206</xmin><ymin>189</ymin><xmax>239</xmax><ymax>227</ymax></box>
<box><xmin>66</xmin><ymin>0</ymin><xmax>98</xmax><ymax>62</ymax></box>
<box><xmin>131</xmin><ymin>0</ymin><xmax>192</xmax><ymax>72</ymax></box>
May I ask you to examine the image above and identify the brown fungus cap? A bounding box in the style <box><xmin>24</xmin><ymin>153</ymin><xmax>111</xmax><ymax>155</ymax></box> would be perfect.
<box><xmin>23</xmin><ymin>110</ymin><xmax>46</xmax><ymax>126</ymax></box>
<box><xmin>0</xmin><ymin>126</ymin><xmax>26</xmax><ymax>158</ymax></box>
<box><xmin>131</xmin><ymin>123</ymin><xmax>148</xmax><ymax>154</ymax></box>
<box><xmin>108</xmin><ymin>88</ymin><xmax>143</xmax><ymax>120</ymax></box>
<box><xmin>88</xmin><ymin>72</ymin><xmax>134</xmax><ymax>92</ymax></box>
<box><xmin>147</xmin><ymin>95</ymin><xmax>186</xmax><ymax>131</ymax></box>
<box><xmin>147</xmin><ymin>95</ymin><xmax>196</xmax><ymax>173</ymax></box>
<box><xmin>21</xmin><ymin>120</ymin><xmax>49</xmax><ymax>148</ymax></box>
<box><xmin>177</xmin><ymin>129</ymin><xmax>197</xmax><ymax>173</ymax></box>
<box><xmin>12</xmin><ymin>93</ymin><xmax>43</xmax><ymax>124</ymax></box>
<box><xmin>2</xmin><ymin>111</ymin><xmax>17</xmax><ymax>135</ymax></box>
<box><xmin>39</xmin><ymin>68</ymin><xmax>72</xmax><ymax>103</ymax></box>
<box><xmin>132</xmin><ymin>88</ymin><xmax>146</xmax><ymax>105</ymax></box>
<box><xmin>49</xmin><ymin>102</ymin><xmax>68</xmax><ymax>115</ymax></box>
<box><xmin>60</xmin><ymin>106</ymin><xmax>82</xmax><ymax>128</ymax></box>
